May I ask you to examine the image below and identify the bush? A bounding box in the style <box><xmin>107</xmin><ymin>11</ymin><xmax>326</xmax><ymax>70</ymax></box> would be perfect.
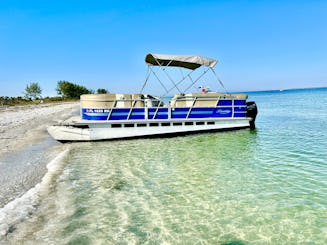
<box><xmin>97</xmin><ymin>88</ymin><xmax>108</xmax><ymax>94</ymax></box>
<box><xmin>24</xmin><ymin>82</ymin><xmax>42</xmax><ymax>100</ymax></box>
<box><xmin>56</xmin><ymin>81</ymin><xmax>92</xmax><ymax>99</ymax></box>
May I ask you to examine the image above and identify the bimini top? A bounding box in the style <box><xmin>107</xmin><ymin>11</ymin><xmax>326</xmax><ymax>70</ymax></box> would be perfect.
<box><xmin>145</xmin><ymin>53</ymin><xmax>218</xmax><ymax>70</ymax></box>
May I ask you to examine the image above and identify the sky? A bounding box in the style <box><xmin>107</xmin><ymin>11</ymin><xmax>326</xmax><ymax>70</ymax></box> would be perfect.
<box><xmin>1</xmin><ymin>0</ymin><xmax>327</xmax><ymax>97</ymax></box>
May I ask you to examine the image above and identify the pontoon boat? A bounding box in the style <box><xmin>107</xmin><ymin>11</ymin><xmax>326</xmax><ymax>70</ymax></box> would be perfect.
<box><xmin>47</xmin><ymin>54</ymin><xmax>258</xmax><ymax>142</ymax></box>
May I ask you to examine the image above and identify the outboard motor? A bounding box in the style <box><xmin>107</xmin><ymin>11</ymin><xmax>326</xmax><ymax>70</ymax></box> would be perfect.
<box><xmin>246</xmin><ymin>101</ymin><xmax>258</xmax><ymax>129</ymax></box>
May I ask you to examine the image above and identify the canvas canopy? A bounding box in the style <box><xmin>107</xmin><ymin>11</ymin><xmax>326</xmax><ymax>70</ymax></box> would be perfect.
<box><xmin>145</xmin><ymin>53</ymin><xmax>218</xmax><ymax>70</ymax></box>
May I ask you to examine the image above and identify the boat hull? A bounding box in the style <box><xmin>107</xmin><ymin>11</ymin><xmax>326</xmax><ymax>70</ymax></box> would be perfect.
<box><xmin>47</xmin><ymin>118</ymin><xmax>252</xmax><ymax>142</ymax></box>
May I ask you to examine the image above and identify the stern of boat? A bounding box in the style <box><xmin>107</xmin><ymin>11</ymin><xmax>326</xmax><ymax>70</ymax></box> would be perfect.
<box><xmin>246</xmin><ymin>101</ymin><xmax>258</xmax><ymax>129</ymax></box>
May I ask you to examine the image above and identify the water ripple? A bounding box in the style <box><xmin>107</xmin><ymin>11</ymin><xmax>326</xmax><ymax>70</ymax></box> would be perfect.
<box><xmin>2</xmin><ymin>89</ymin><xmax>327</xmax><ymax>244</ymax></box>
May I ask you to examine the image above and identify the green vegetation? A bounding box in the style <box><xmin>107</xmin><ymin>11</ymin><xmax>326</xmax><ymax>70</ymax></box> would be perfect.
<box><xmin>97</xmin><ymin>88</ymin><xmax>108</xmax><ymax>94</ymax></box>
<box><xmin>56</xmin><ymin>80</ymin><xmax>93</xmax><ymax>99</ymax></box>
<box><xmin>0</xmin><ymin>96</ymin><xmax>76</xmax><ymax>106</ymax></box>
<box><xmin>1</xmin><ymin>80</ymin><xmax>109</xmax><ymax>107</ymax></box>
<box><xmin>24</xmin><ymin>82</ymin><xmax>42</xmax><ymax>100</ymax></box>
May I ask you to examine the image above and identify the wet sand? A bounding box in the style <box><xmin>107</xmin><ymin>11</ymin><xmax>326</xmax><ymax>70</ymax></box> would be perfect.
<box><xmin>0</xmin><ymin>102</ymin><xmax>79</xmax><ymax>207</ymax></box>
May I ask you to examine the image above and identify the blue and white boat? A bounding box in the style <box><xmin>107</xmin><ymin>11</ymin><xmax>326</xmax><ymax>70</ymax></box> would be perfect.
<box><xmin>47</xmin><ymin>54</ymin><xmax>258</xmax><ymax>141</ymax></box>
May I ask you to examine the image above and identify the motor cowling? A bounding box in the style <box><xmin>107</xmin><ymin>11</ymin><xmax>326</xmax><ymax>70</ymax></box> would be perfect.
<box><xmin>246</xmin><ymin>101</ymin><xmax>258</xmax><ymax>129</ymax></box>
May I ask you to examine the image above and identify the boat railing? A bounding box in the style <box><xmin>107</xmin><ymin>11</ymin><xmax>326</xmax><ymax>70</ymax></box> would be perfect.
<box><xmin>80</xmin><ymin>94</ymin><xmax>247</xmax><ymax>120</ymax></box>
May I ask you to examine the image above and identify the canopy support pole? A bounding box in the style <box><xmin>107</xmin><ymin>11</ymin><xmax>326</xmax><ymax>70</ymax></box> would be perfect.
<box><xmin>183</xmin><ymin>67</ymin><xmax>210</xmax><ymax>93</ymax></box>
<box><xmin>148</xmin><ymin>66</ymin><xmax>169</xmax><ymax>94</ymax></box>
<box><xmin>210</xmin><ymin>68</ymin><xmax>229</xmax><ymax>94</ymax></box>
<box><xmin>140</xmin><ymin>67</ymin><xmax>151</xmax><ymax>94</ymax></box>
<box><xmin>153</xmin><ymin>58</ymin><xmax>182</xmax><ymax>95</ymax></box>
<box><xmin>162</xmin><ymin>68</ymin><xmax>182</xmax><ymax>94</ymax></box>
<box><xmin>161</xmin><ymin>68</ymin><xmax>196</xmax><ymax>97</ymax></box>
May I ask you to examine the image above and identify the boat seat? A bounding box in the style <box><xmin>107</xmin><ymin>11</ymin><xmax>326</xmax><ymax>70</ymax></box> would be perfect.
<box><xmin>81</xmin><ymin>94</ymin><xmax>117</xmax><ymax>108</ymax></box>
<box><xmin>131</xmin><ymin>94</ymin><xmax>145</xmax><ymax>107</ymax></box>
<box><xmin>170</xmin><ymin>93</ymin><xmax>248</xmax><ymax>107</ymax></box>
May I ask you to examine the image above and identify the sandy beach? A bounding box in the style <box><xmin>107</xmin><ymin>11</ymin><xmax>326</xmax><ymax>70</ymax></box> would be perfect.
<box><xmin>0</xmin><ymin>102</ymin><xmax>79</xmax><ymax>207</ymax></box>
<box><xmin>0</xmin><ymin>102</ymin><xmax>79</xmax><ymax>158</ymax></box>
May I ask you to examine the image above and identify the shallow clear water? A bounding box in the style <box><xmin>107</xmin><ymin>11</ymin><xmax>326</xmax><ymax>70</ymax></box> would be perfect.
<box><xmin>0</xmin><ymin>138</ymin><xmax>62</xmax><ymax>207</ymax></box>
<box><xmin>1</xmin><ymin>88</ymin><xmax>327</xmax><ymax>244</ymax></box>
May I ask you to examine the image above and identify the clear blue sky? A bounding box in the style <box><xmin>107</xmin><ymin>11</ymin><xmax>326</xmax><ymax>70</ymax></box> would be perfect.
<box><xmin>1</xmin><ymin>0</ymin><xmax>326</xmax><ymax>97</ymax></box>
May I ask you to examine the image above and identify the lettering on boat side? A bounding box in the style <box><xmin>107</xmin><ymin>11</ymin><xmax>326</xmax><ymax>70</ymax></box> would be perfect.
<box><xmin>216</xmin><ymin>109</ymin><xmax>231</xmax><ymax>114</ymax></box>
<box><xmin>85</xmin><ymin>109</ymin><xmax>111</xmax><ymax>113</ymax></box>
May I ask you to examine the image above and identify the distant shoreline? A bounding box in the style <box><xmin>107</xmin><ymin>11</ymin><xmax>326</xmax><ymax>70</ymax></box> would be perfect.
<box><xmin>234</xmin><ymin>86</ymin><xmax>327</xmax><ymax>94</ymax></box>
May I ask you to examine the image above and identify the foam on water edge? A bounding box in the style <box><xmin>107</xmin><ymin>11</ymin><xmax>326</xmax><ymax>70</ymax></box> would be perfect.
<box><xmin>0</xmin><ymin>146</ymin><xmax>71</xmax><ymax>240</ymax></box>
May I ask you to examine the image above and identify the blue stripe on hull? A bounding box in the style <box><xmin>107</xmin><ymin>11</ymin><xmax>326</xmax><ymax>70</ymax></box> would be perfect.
<box><xmin>217</xmin><ymin>99</ymin><xmax>246</xmax><ymax>106</ymax></box>
<box><xmin>82</xmin><ymin>105</ymin><xmax>247</xmax><ymax>120</ymax></box>
<box><xmin>82</xmin><ymin>108</ymin><xmax>146</xmax><ymax>120</ymax></box>
<box><xmin>148</xmin><ymin>108</ymin><xmax>169</xmax><ymax>119</ymax></box>
<box><xmin>109</xmin><ymin>108</ymin><xmax>129</xmax><ymax>120</ymax></box>
<box><xmin>171</xmin><ymin>108</ymin><xmax>189</xmax><ymax>119</ymax></box>
<box><xmin>234</xmin><ymin>100</ymin><xmax>246</xmax><ymax>106</ymax></box>
<box><xmin>189</xmin><ymin>108</ymin><xmax>215</xmax><ymax>118</ymax></box>
<box><xmin>82</xmin><ymin>108</ymin><xmax>109</xmax><ymax>120</ymax></box>
<box><xmin>217</xmin><ymin>100</ymin><xmax>232</xmax><ymax>106</ymax></box>
<box><xmin>234</xmin><ymin>113</ymin><xmax>246</xmax><ymax>117</ymax></box>
<box><xmin>130</xmin><ymin>108</ymin><xmax>145</xmax><ymax>120</ymax></box>
<box><xmin>234</xmin><ymin>107</ymin><xmax>246</xmax><ymax>112</ymax></box>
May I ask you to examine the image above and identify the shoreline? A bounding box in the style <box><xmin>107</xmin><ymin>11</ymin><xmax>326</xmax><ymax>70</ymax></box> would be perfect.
<box><xmin>0</xmin><ymin>102</ymin><xmax>79</xmax><ymax>158</ymax></box>
<box><xmin>0</xmin><ymin>102</ymin><xmax>79</xmax><ymax>208</ymax></box>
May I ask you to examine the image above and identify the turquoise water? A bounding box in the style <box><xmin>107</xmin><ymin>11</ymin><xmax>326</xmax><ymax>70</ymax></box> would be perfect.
<box><xmin>2</xmin><ymin>88</ymin><xmax>327</xmax><ymax>244</ymax></box>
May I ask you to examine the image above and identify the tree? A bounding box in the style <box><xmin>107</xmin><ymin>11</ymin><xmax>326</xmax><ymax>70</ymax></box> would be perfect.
<box><xmin>56</xmin><ymin>80</ymin><xmax>92</xmax><ymax>99</ymax></box>
<box><xmin>97</xmin><ymin>88</ymin><xmax>108</xmax><ymax>94</ymax></box>
<box><xmin>24</xmin><ymin>82</ymin><xmax>42</xmax><ymax>100</ymax></box>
